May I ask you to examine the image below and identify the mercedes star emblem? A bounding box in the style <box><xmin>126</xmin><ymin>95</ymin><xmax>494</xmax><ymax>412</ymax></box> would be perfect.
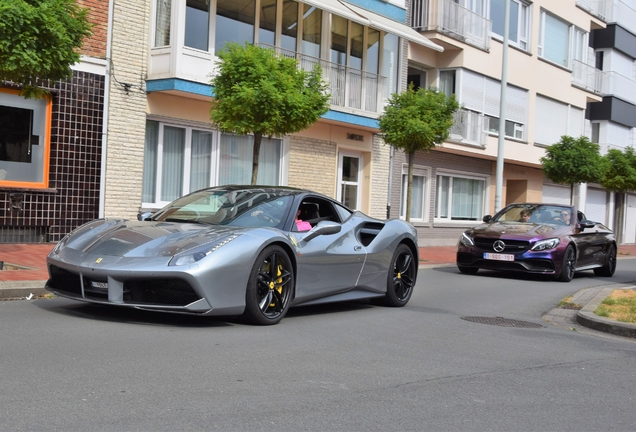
<box><xmin>493</xmin><ymin>240</ymin><xmax>506</xmax><ymax>252</ymax></box>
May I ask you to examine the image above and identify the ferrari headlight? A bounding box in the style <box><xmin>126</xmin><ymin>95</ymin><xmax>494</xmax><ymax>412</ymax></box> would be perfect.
<box><xmin>460</xmin><ymin>232</ymin><xmax>475</xmax><ymax>247</ymax></box>
<box><xmin>52</xmin><ymin>235</ymin><xmax>70</xmax><ymax>255</ymax></box>
<box><xmin>531</xmin><ymin>237</ymin><xmax>560</xmax><ymax>251</ymax></box>
<box><xmin>169</xmin><ymin>234</ymin><xmax>239</xmax><ymax>266</ymax></box>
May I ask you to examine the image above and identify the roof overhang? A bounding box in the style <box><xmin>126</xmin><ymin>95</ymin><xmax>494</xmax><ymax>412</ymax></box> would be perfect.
<box><xmin>340</xmin><ymin>2</ymin><xmax>444</xmax><ymax>52</ymax></box>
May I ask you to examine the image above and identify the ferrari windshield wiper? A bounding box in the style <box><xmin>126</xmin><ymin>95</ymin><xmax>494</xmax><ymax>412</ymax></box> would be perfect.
<box><xmin>163</xmin><ymin>218</ymin><xmax>208</xmax><ymax>224</ymax></box>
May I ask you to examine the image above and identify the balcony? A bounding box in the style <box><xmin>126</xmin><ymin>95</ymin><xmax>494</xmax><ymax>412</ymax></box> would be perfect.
<box><xmin>599</xmin><ymin>142</ymin><xmax>634</xmax><ymax>155</ymax></box>
<box><xmin>576</xmin><ymin>0</ymin><xmax>613</xmax><ymax>22</ymax></box>
<box><xmin>449</xmin><ymin>109</ymin><xmax>489</xmax><ymax>147</ymax></box>
<box><xmin>572</xmin><ymin>60</ymin><xmax>605</xmax><ymax>95</ymax></box>
<box><xmin>572</xmin><ymin>60</ymin><xmax>636</xmax><ymax>104</ymax></box>
<box><xmin>411</xmin><ymin>0</ymin><xmax>491</xmax><ymax>51</ymax></box>
<box><xmin>260</xmin><ymin>44</ymin><xmax>387</xmax><ymax>116</ymax></box>
<box><xmin>599</xmin><ymin>70</ymin><xmax>636</xmax><ymax>105</ymax></box>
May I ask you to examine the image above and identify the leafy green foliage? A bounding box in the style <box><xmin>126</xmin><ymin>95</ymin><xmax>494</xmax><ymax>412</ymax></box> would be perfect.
<box><xmin>0</xmin><ymin>0</ymin><xmax>92</xmax><ymax>98</ymax></box>
<box><xmin>210</xmin><ymin>43</ymin><xmax>330</xmax><ymax>184</ymax></box>
<box><xmin>378</xmin><ymin>86</ymin><xmax>458</xmax><ymax>220</ymax></box>
<box><xmin>379</xmin><ymin>86</ymin><xmax>459</xmax><ymax>155</ymax></box>
<box><xmin>600</xmin><ymin>147</ymin><xmax>636</xmax><ymax>192</ymax></box>
<box><xmin>540</xmin><ymin>136</ymin><xmax>606</xmax><ymax>186</ymax></box>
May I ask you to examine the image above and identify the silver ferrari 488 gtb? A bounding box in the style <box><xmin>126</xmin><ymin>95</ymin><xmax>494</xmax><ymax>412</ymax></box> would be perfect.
<box><xmin>46</xmin><ymin>186</ymin><xmax>419</xmax><ymax>325</ymax></box>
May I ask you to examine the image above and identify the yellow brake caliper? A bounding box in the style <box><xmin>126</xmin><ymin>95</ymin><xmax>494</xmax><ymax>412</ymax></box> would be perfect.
<box><xmin>269</xmin><ymin>263</ymin><xmax>284</xmax><ymax>307</ymax></box>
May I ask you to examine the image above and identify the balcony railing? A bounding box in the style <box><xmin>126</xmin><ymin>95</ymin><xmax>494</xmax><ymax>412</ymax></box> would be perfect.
<box><xmin>599</xmin><ymin>142</ymin><xmax>634</xmax><ymax>156</ymax></box>
<box><xmin>571</xmin><ymin>60</ymin><xmax>604</xmax><ymax>95</ymax></box>
<box><xmin>576</xmin><ymin>0</ymin><xmax>613</xmax><ymax>21</ymax></box>
<box><xmin>572</xmin><ymin>60</ymin><xmax>636</xmax><ymax>104</ymax></box>
<box><xmin>260</xmin><ymin>44</ymin><xmax>387</xmax><ymax>115</ymax></box>
<box><xmin>449</xmin><ymin>109</ymin><xmax>489</xmax><ymax>146</ymax></box>
<box><xmin>599</xmin><ymin>71</ymin><xmax>636</xmax><ymax>105</ymax></box>
<box><xmin>411</xmin><ymin>0</ymin><xmax>491</xmax><ymax>51</ymax></box>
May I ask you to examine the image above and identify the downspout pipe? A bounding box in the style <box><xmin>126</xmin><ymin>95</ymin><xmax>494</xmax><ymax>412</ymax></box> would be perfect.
<box><xmin>99</xmin><ymin>0</ymin><xmax>115</xmax><ymax>218</ymax></box>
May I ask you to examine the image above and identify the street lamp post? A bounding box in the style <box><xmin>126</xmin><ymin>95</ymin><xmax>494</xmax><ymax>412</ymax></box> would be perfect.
<box><xmin>495</xmin><ymin>0</ymin><xmax>510</xmax><ymax>212</ymax></box>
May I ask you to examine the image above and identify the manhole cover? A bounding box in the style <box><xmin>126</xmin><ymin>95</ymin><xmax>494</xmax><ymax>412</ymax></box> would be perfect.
<box><xmin>461</xmin><ymin>316</ymin><xmax>544</xmax><ymax>328</ymax></box>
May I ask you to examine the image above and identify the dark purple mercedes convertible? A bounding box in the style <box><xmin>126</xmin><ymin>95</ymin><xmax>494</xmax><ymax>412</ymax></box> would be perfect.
<box><xmin>456</xmin><ymin>203</ymin><xmax>616</xmax><ymax>282</ymax></box>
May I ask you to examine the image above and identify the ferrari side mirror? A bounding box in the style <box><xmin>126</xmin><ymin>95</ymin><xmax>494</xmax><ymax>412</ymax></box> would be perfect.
<box><xmin>138</xmin><ymin>212</ymin><xmax>153</xmax><ymax>221</ymax></box>
<box><xmin>302</xmin><ymin>221</ymin><xmax>342</xmax><ymax>242</ymax></box>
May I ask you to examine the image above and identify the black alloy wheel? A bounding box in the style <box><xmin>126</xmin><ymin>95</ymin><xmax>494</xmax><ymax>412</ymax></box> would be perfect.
<box><xmin>557</xmin><ymin>245</ymin><xmax>576</xmax><ymax>282</ymax></box>
<box><xmin>243</xmin><ymin>245</ymin><xmax>294</xmax><ymax>325</ymax></box>
<box><xmin>594</xmin><ymin>244</ymin><xmax>617</xmax><ymax>277</ymax></box>
<box><xmin>382</xmin><ymin>244</ymin><xmax>416</xmax><ymax>307</ymax></box>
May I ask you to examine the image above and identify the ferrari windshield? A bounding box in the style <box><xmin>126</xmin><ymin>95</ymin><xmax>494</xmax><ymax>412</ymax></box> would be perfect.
<box><xmin>494</xmin><ymin>204</ymin><xmax>575</xmax><ymax>226</ymax></box>
<box><xmin>151</xmin><ymin>188</ymin><xmax>295</xmax><ymax>228</ymax></box>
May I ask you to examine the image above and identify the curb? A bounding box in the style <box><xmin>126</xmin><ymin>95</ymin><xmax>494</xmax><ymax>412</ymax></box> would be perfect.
<box><xmin>576</xmin><ymin>287</ymin><xmax>636</xmax><ymax>339</ymax></box>
<box><xmin>0</xmin><ymin>281</ymin><xmax>48</xmax><ymax>300</ymax></box>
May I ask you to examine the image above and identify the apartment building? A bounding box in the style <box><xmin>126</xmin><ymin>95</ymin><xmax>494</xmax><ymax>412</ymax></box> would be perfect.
<box><xmin>0</xmin><ymin>0</ymin><xmax>109</xmax><ymax>243</ymax></box>
<box><xmin>99</xmin><ymin>0</ymin><xmax>445</xmax><ymax>223</ymax></box>
<box><xmin>398</xmin><ymin>0</ymin><xmax>636</xmax><ymax>245</ymax></box>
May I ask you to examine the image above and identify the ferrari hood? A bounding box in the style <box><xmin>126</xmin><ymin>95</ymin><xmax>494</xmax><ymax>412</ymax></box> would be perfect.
<box><xmin>60</xmin><ymin>219</ymin><xmax>245</xmax><ymax>258</ymax></box>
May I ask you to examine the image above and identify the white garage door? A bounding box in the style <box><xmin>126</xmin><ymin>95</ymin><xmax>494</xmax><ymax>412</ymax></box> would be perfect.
<box><xmin>542</xmin><ymin>184</ymin><xmax>570</xmax><ymax>205</ymax></box>
<box><xmin>625</xmin><ymin>194</ymin><xmax>636</xmax><ymax>244</ymax></box>
<box><xmin>585</xmin><ymin>188</ymin><xmax>608</xmax><ymax>224</ymax></box>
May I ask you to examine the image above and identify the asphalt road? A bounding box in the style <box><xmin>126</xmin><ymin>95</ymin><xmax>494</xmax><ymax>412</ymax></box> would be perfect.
<box><xmin>2</xmin><ymin>261</ymin><xmax>636</xmax><ymax>431</ymax></box>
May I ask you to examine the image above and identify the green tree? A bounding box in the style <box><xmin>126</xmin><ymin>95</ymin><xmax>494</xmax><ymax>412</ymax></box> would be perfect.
<box><xmin>0</xmin><ymin>0</ymin><xmax>92</xmax><ymax>98</ymax></box>
<box><xmin>540</xmin><ymin>135</ymin><xmax>606</xmax><ymax>203</ymax></box>
<box><xmin>600</xmin><ymin>147</ymin><xmax>636</xmax><ymax>239</ymax></box>
<box><xmin>210</xmin><ymin>43</ymin><xmax>330</xmax><ymax>185</ymax></box>
<box><xmin>600</xmin><ymin>147</ymin><xmax>636</xmax><ymax>192</ymax></box>
<box><xmin>378</xmin><ymin>86</ymin><xmax>458</xmax><ymax>221</ymax></box>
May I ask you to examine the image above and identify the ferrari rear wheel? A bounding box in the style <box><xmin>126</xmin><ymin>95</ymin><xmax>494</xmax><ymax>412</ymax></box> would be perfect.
<box><xmin>557</xmin><ymin>245</ymin><xmax>576</xmax><ymax>282</ymax></box>
<box><xmin>594</xmin><ymin>244</ymin><xmax>617</xmax><ymax>277</ymax></box>
<box><xmin>243</xmin><ymin>245</ymin><xmax>294</xmax><ymax>325</ymax></box>
<box><xmin>381</xmin><ymin>244</ymin><xmax>416</xmax><ymax>307</ymax></box>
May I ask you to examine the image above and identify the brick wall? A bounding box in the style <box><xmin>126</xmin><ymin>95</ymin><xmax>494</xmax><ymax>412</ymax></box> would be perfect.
<box><xmin>77</xmin><ymin>0</ymin><xmax>109</xmax><ymax>58</ymax></box>
<box><xmin>288</xmin><ymin>136</ymin><xmax>337</xmax><ymax>198</ymax></box>
<box><xmin>102</xmin><ymin>0</ymin><xmax>150</xmax><ymax>218</ymax></box>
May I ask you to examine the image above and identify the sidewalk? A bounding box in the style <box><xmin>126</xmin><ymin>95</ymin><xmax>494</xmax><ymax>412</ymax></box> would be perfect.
<box><xmin>1</xmin><ymin>242</ymin><xmax>635</xmax><ymax>338</ymax></box>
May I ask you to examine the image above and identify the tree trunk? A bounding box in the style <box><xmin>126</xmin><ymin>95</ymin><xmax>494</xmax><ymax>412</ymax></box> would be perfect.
<box><xmin>251</xmin><ymin>133</ymin><xmax>262</xmax><ymax>185</ymax></box>
<box><xmin>406</xmin><ymin>149</ymin><xmax>415</xmax><ymax>223</ymax></box>
<box><xmin>615</xmin><ymin>192</ymin><xmax>625</xmax><ymax>243</ymax></box>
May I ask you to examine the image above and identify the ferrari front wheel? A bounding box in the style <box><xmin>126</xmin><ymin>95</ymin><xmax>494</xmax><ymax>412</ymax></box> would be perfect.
<box><xmin>243</xmin><ymin>245</ymin><xmax>294</xmax><ymax>325</ymax></box>
<box><xmin>382</xmin><ymin>244</ymin><xmax>416</xmax><ymax>307</ymax></box>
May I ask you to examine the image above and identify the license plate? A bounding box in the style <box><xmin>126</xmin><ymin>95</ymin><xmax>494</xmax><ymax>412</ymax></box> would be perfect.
<box><xmin>90</xmin><ymin>281</ymin><xmax>108</xmax><ymax>289</ymax></box>
<box><xmin>484</xmin><ymin>252</ymin><xmax>514</xmax><ymax>261</ymax></box>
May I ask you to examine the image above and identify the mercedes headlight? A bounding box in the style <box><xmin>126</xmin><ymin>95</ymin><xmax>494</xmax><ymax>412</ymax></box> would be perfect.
<box><xmin>460</xmin><ymin>232</ymin><xmax>475</xmax><ymax>247</ymax></box>
<box><xmin>531</xmin><ymin>238</ymin><xmax>560</xmax><ymax>251</ymax></box>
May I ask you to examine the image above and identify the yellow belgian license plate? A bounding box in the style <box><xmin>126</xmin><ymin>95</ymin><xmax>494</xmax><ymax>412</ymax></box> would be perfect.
<box><xmin>483</xmin><ymin>252</ymin><xmax>514</xmax><ymax>261</ymax></box>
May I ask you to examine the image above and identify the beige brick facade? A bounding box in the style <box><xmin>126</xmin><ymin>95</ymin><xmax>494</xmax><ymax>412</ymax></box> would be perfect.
<box><xmin>103</xmin><ymin>0</ymin><xmax>150</xmax><ymax>218</ymax></box>
<box><xmin>287</xmin><ymin>135</ymin><xmax>337</xmax><ymax>198</ymax></box>
<box><xmin>370</xmin><ymin>135</ymin><xmax>390</xmax><ymax>219</ymax></box>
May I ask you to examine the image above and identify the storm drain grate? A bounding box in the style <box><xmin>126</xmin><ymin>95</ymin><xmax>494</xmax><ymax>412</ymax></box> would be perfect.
<box><xmin>461</xmin><ymin>316</ymin><xmax>544</xmax><ymax>328</ymax></box>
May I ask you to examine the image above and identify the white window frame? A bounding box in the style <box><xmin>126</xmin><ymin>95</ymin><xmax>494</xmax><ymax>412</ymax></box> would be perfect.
<box><xmin>489</xmin><ymin>0</ymin><xmax>531</xmax><ymax>51</ymax></box>
<box><xmin>399</xmin><ymin>164</ymin><xmax>431</xmax><ymax>222</ymax></box>
<box><xmin>142</xmin><ymin>119</ymin><xmax>288</xmax><ymax>208</ymax></box>
<box><xmin>572</xmin><ymin>26</ymin><xmax>588</xmax><ymax>64</ymax></box>
<box><xmin>434</xmin><ymin>170</ymin><xmax>489</xmax><ymax>224</ymax></box>
<box><xmin>538</xmin><ymin>9</ymin><xmax>581</xmax><ymax>69</ymax></box>
<box><xmin>336</xmin><ymin>151</ymin><xmax>362</xmax><ymax>211</ymax></box>
<box><xmin>485</xmin><ymin>116</ymin><xmax>524</xmax><ymax>140</ymax></box>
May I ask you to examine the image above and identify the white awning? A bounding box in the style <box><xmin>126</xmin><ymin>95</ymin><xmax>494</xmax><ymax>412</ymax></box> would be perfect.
<box><xmin>340</xmin><ymin>2</ymin><xmax>444</xmax><ymax>52</ymax></box>
<box><xmin>301</xmin><ymin>0</ymin><xmax>369</xmax><ymax>26</ymax></box>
